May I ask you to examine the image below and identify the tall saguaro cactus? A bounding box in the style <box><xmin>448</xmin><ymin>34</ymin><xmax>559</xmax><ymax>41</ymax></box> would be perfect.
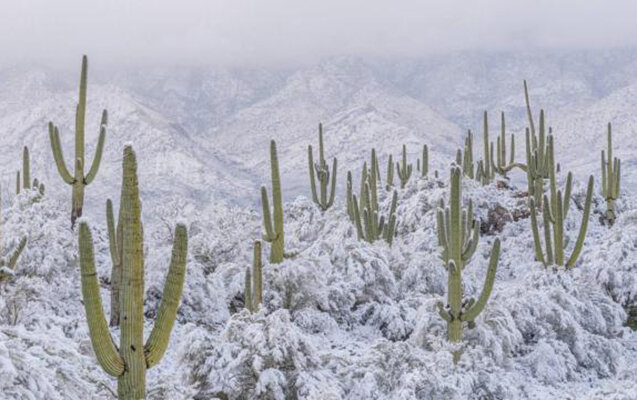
<box><xmin>245</xmin><ymin>240</ymin><xmax>263</xmax><ymax>313</ymax></box>
<box><xmin>397</xmin><ymin>144</ymin><xmax>413</xmax><ymax>188</ymax></box>
<box><xmin>308</xmin><ymin>123</ymin><xmax>337</xmax><ymax>211</ymax></box>
<box><xmin>49</xmin><ymin>55</ymin><xmax>107</xmax><ymax>228</ymax></box>
<box><xmin>529</xmin><ymin>175</ymin><xmax>594</xmax><ymax>268</ymax></box>
<box><xmin>78</xmin><ymin>146</ymin><xmax>187</xmax><ymax>399</ymax></box>
<box><xmin>417</xmin><ymin>144</ymin><xmax>429</xmax><ymax>178</ymax></box>
<box><xmin>261</xmin><ymin>140</ymin><xmax>286</xmax><ymax>263</ymax></box>
<box><xmin>22</xmin><ymin>146</ymin><xmax>31</xmax><ymax>191</ymax></box>
<box><xmin>601</xmin><ymin>123</ymin><xmax>621</xmax><ymax>225</ymax></box>
<box><xmin>436</xmin><ymin>166</ymin><xmax>501</xmax><ymax>362</ymax></box>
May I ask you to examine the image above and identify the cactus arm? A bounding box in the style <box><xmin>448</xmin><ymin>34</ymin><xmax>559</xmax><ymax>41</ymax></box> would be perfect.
<box><xmin>562</xmin><ymin>172</ymin><xmax>573</xmax><ymax>218</ymax></box>
<box><xmin>22</xmin><ymin>147</ymin><xmax>30</xmax><ymax>189</ymax></box>
<box><xmin>261</xmin><ymin>186</ymin><xmax>276</xmax><ymax>242</ymax></box>
<box><xmin>48</xmin><ymin>123</ymin><xmax>75</xmax><ymax>184</ymax></box>
<box><xmin>461</xmin><ymin>239</ymin><xmax>500</xmax><ymax>322</ymax></box>
<box><xmin>352</xmin><ymin>195</ymin><xmax>364</xmax><ymax>240</ymax></box>
<box><xmin>523</xmin><ymin>80</ymin><xmax>536</xmax><ymax>136</ymax></box>
<box><xmin>436</xmin><ymin>209</ymin><xmax>448</xmax><ymax>263</ymax></box>
<box><xmin>308</xmin><ymin>145</ymin><xmax>319</xmax><ymax>204</ymax></box>
<box><xmin>437</xmin><ymin>302</ymin><xmax>451</xmax><ymax>322</ymax></box>
<box><xmin>244</xmin><ymin>267</ymin><xmax>253</xmax><ymax>312</ymax></box>
<box><xmin>78</xmin><ymin>222</ymin><xmax>125</xmax><ymax>377</ymax></box>
<box><xmin>15</xmin><ymin>171</ymin><xmax>20</xmax><ymax>195</ymax></box>
<box><xmin>461</xmin><ymin>222</ymin><xmax>479</xmax><ymax>264</ymax></box>
<box><xmin>554</xmin><ymin>191</ymin><xmax>565</xmax><ymax>265</ymax></box>
<box><xmin>84</xmin><ymin>110</ymin><xmax>107</xmax><ymax>185</ymax></box>
<box><xmin>75</xmin><ymin>56</ymin><xmax>88</xmax><ymax>165</ymax></box>
<box><xmin>106</xmin><ymin>199</ymin><xmax>120</xmax><ymax>265</ymax></box>
<box><xmin>144</xmin><ymin>224</ymin><xmax>187</xmax><ymax>369</ymax></box>
<box><xmin>542</xmin><ymin>195</ymin><xmax>554</xmax><ymax>265</ymax></box>
<box><xmin>327</xmin><ymin>157</ymin><xmax>337</xmax><ymax>208</ymax></box>
<box><xmin>253</xmin><ymin>240</ymin><xmax>262</xmax><ymax>307</ymax></box>
<box><xmin>566</xmin><ymin>176</ymin><xmax>594</xmax><ymax>268</ymax></box>
<box><xmin>7</xmin><ymin>237</ymin><xmax>27</xmax><ymax>270</ymax></box>
<box><xmin>529</xmin><ymin>198</ymin><xmax>546</xmax><ymax>265</ymax></box>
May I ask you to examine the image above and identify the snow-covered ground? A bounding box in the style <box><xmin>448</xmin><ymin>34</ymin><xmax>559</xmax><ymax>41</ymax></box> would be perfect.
<box><xmin>2</xmin><ymin>50</ymin><xmax>637</xmax><ymax>399</ymax></box>
<box><xmin>1</xmin><ymin>157</ymin><xmax>637</xmax><ymax>398</ymax></box>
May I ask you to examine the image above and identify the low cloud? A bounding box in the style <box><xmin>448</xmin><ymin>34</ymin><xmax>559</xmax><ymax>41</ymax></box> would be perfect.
<box><xmin>1</xmin><ymin>0</ymin><xmax>635</xmax><ymax>69</ymax></box>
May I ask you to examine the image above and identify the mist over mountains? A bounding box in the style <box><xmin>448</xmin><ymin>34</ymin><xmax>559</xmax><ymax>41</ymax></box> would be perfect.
<box><xmin>2</xmin><ymin>48</ymin><xmax>636</xmax><ymax>218</ymax></box>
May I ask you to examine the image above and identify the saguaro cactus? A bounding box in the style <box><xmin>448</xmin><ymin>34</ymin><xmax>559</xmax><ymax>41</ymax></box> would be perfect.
<box><xmin>261</xmin><ymin>140</ymin><xmax>286</xmax><ymax>263</ymax></box>
<box><xmin>491</xmin><ymin>112</ymin><xmax>523</xmax><ymax>178</ymax></box>
<box><xmin>386</xmin><ymin>155</ymin><xmax>394</xmax><ymax>190</ymax></box>
<box><xmin>308</xmin><ymin>123</ymin><xmax>337</xmax><ymax>211</ymax></box>
<box><xmin>49</xmin><ymin>55</ymin><xmax>107</xmax><ymax>227</ymax></box>
<box><xmin>417</xmin><ymin>144</ymin><xmax>429</xmax><ymax>178</ymax></box>
<box><xmin>479</xmin><ymin>111</ymin><xmax>495</xmax><ymax>184</ymax></box>
<box><xmin>529</xmin><ymin>175</ymin><xmax>594</xmax><ymax>268</ymax></box>
<box><xmin>601</xmin><ymin>123</ymin><xmax>621</xmax><ymax>226</ymax></box>
<box><xmin>397</xmin><ymin>144</ymin><xmax>413</xmax><ymax>188</ymax></box>
<box><xmin>436</xmin><ymin>166</ymin><xmax>501</xmax><ymax>362</ymax></box>
<box><xmin>78</xmin><ymin>145</ymin><xmax>187</xmax><ymax>399</ymax></box>
<box><xmin>22</xmin><ymin>147</ymin><xmax>31</xmax><ymax>190</ymax></box>
<box><xmin>245</xmin><ymin>240</ymin><xmax>263</xmax><ymax>313</ymax></box>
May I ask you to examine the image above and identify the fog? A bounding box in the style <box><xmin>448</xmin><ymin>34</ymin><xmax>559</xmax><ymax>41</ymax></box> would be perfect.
<box><xmin>1</xmin><ymin>0</ymin><xmax>636</xmax><ymax>69</ymax></box>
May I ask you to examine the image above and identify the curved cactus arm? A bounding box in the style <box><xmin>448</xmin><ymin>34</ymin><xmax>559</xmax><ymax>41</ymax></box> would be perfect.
<box><xmin>437</xmin><ymin>301</ymin><xmax>451</xmax><ymax>322</ymax></box>
<box><xmin>566</xmin><ymin>176</ymin><xmax>594</xmax><ymax>268</ymax></box>
<box><xmin>436</xmin><ymin>209</ymin><xmax>448</xmax><ymax>262</ymax></box>
<box><xmin>523</xmin><ymin>80</ymin><xmax>536</xmax><ymax>136</ymax></box>
<box><xmin>7</xmin><ymin>236</ymin><xmax>27</xmax><ymax>270</ymax></box>
<box><xmin>84</xmin><ymin>110</ymin><xmax>107</xmax><ymax>185</ymax></box>
<box><xmin>48</xmin><ymin>123</ymin><xmax>75</xmax><ymax>184</ymax></box>
<box><xmin>461</xmin><ymin>221</ymin><xmax>480</xmax><ymax>265</ymax></box>
<box><xmin>78</xmin><ymin>221</ymin><xmax>125</xmax><ymax>376</ymax></box>
<box><xmin>529</xmin><ymin>198</ymin><xmax>546</xmax><ymax>265</ymax></box>
<box><xmin>461</xmin><ymin>238</ymin><xmax>500</xmax><ymax>322</ymax></box>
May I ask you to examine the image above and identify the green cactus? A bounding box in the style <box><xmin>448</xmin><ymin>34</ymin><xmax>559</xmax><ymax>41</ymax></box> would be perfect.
<box><xmin>245</xmin><ymin>240</ymin><xmax>263</xmax><ymax>313</ymax></box>
<box><xmin>78</xmin><ymin>145</ymin><xmax>187</xmax><ymax>399</ymax></box>
<box><xmin>49</xmin><ymin>55</ymin><xmax>107</xmax><ymax>228</ymax></box>
<box><xmin>436</xmin><ymin>166</ymin><xmax>501</xmax><ymax>362</ymax></box>
<box><xmin>491</xmin><ymin>112</ymin><xmax>524</xmax><ymax>178</ymax></box>
<box><xmin>261</xmin><ymin>140</ymin><xmax>286</xmax><ymax>264</ymax></box>
<box><xmin>601</xmin><ymin>123</ymin><xmax>621</xmax><ymax>226</ymax></box>
<box><xmin>0</xmin><ymin>236</ymin><xmax>27</xmax><ymax>281</ymax></box>
<box><xmin>352</xmin><ymin>187</ymin><xmax>398</xmax><ymax>246</ymax></box>
<box><xmin>417</xmin><ymin>144</ymin><xmax>429</xmax><ymax>178</ymax></box>
<box><xmin>308</xmin><ymin>123</ymin><xmax>337</xmax><ymax>211</ymax></box>
<box><xmin>15</xmin><ymin>172</ymin><xmax>20</xmax><ymax>195</ymax></box>
<box><xmin>397</xmin><ymin>144</ymin><xmax>413</xmax><ymax>188</ymax></box>
<box><xmin>529</xmin><ymin>175</ymin><xmax>594</xmax><ymax>268</ymax></box>
<box><xmin>386</xmin><ymin>155</ymin><xmax>394</xmax><ymax>190</ymax></box>
<box><xmin>106</xmin><ymin>199</ymin><xmax>122</xmax><ymax>327</ymax></box>
<box><xmin>347</xmin><ymin>171</ymin><xmax>355</xmax><ymax>221</ymax></box>
<box><xmin>22</xmin><ymin>146</ymin><xmax>31</xmax><ymax>191</ymax></box>
<box><xmin>479</xmin><ymin>111</ymin><xmax>495</xmax><ymax>184</ymax></box>
<box><xmin>462</xmin><ymin>132</ymin><xmax>474</xmax><ymax>179</ymax></box>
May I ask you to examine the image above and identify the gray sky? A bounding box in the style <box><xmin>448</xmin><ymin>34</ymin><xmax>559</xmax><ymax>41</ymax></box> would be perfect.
<box><xmin>1</xmin><ymin>0</ymin><xmax>636</xmax><ymax>68</ymax></box>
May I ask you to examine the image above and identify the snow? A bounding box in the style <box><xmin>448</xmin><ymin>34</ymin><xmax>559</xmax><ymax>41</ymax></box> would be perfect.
<box><xmin>2</xmin><ymin>50</ymin><xmax>637</xmax><ymax>398</ymax></box>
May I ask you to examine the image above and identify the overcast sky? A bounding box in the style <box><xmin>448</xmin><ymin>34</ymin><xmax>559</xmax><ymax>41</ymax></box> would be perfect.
<box><xmin>1</xmin><ymin>0</ymin><xmax>636</xmax><ymax>69</ymax></box>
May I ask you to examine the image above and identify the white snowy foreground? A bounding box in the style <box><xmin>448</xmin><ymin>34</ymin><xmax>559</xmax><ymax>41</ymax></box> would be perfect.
<box><xmin>1</xmin><ymin>168</ymin><xmax>637</xmax><ymax>399</ymax></box>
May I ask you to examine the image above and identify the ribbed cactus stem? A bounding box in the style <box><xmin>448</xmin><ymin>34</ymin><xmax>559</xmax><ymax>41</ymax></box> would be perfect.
<box><xmin>436</xmin><ymin>166</ymin><xmax>500</xmax><ymax>363</ymax></box>
<box><xmin>244</xmin><ymin>267</ymin><xmax>253</xmax><ymax>313</ymax></box>
<box><xmin>253</xmin><ymin>240</ymin><xmax>262</xmax><ymax>309</ymax></box>
<box><xmin>15</xmin><ymin>171</ymin><xmax>20</xmax><ymax>195</ymax></box>
<box><xmin>78</xmin><ymin>146</ymin><xmax>188</xmax><ymax>399</ymax></box>
<box><xmin>261</xmin><ymin>140</ymin><xmax>285</xmax><ymax>263</ymax></box>
<box><xmin>48</xmin><ymin>55</ymin><xmax>107</xmax><ymax>228</ymax></box>
<box><xmin>529</xmin><ymin>174</ymin><xmax>594</xmax><ymax>268</ymax></box>
<box><xmin>386</xmin><ymin>155</ymin><xmax>394</xmax><ymax>190</ymax></box>
<box><xmin>601</xmin><ymin>123</ymin><xmax>621</xmax><ymax>225</ymax></box>
<box><xmin>396</xmin><ymin>144</ymin><xmax>413</xmax><ymax>188</ymax></box>
<box><xmin>308</xmin><ymin>123</ymin><xmax>337</xmax><ymax>211</ymax></box>
<box><xmin>22</xmin><ymin>146</ymin><xmax>30</xmax><ymax>190</ymax></box>
<box><xmin>106</xmin><ymin>199</ymin><xmax>122</xmax><ymax>327</ymax></box>
<box><xmin>420</xmin><ymin>144</ymin><xmax>429</xmax><ymax>177</ymax></box>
